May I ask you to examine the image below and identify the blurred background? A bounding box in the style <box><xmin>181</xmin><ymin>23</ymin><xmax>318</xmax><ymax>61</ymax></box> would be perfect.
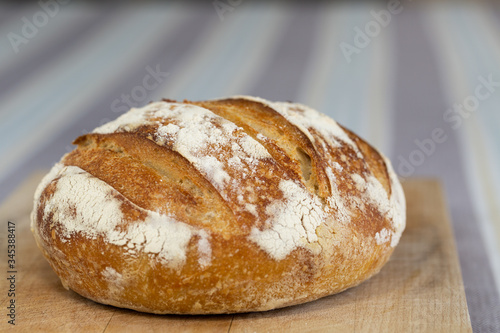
<box><xmin>0</xmin><ymin>0</ymin><xmax>499</xmax><ymax>331</ymax></box>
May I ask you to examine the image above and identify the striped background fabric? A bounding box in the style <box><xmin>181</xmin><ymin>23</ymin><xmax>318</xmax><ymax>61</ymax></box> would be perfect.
<box><xmin>1</xmin><ymin>1</ymin><xmax>499</xmax><ymax>331</ymax></box>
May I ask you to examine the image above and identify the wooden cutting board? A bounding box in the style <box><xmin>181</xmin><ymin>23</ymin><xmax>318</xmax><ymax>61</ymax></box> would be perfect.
<box><xmin>0</xmin><ymin>173</ymin><xmax>472</xmax><ymax>332</ymax></box>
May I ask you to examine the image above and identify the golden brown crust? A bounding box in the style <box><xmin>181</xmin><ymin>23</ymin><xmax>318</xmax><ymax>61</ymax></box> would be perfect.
<box><xmin>191</xmin><ymin>98</ymin><xmax>330</xmax><ymax>198</ymax></box>
<box><xmin>68</xmin><ymin>133</ymin><xmax>238</xmax><ymax>235</ymax></box>
<box><xmin>31</xmin><ymin>96</ymin><xmax>405</xmax><ymax>314</ymax></box>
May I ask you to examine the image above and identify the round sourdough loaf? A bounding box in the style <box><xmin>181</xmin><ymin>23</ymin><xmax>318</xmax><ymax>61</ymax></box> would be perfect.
<box><xmin>31</xmin><ymin>96</ymin><xmax>405</xmax><ymax>314</ymax></box>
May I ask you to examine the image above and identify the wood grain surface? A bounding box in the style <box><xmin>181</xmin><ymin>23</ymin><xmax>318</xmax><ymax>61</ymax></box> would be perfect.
<box><xmin>0</xmin><ymin>173</ymin><xmax>472</xmax><ymax>332</ymax></box>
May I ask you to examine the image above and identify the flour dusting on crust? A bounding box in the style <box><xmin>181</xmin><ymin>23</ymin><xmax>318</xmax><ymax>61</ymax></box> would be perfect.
<box><xmin>227</xmin><ymin>95</ymin><xmax>359</xmax><ymax>152</ymax></box>
<box><xmin>95</xmin><ymin>102</ymin><xmax>272</xmax><ymax>199</ymax></box>
<box><xmin>40</xmin><ymin>165</ymin><xmax>212</xmax><ymax>266</ymax></box>
<box><xmin>249</xmin><ymin>179</ymin><xmax>326</xmax><ymax>260</ymax></box>
<box><xmin>102</xmin><ymin>267</ymin><xmax>122</xmax><ymax>282</ymax></box>
<box><xmin>375</xmin><ymin>228</ymin><xmax>391</xmax><ymax>245</ymax></box>
<box><xmin>383</xmin><ymin>155</ymin><xmax>406</xmax><ymax>247</ymax></box>
<box><xmin>324</xmin><ymin>167</ymin><xmax>351</xmax><ymax>224</ymax></box>
<box><xmin>154</xmin><ymin>103</ymin><xmax>272</xmax><ymax>195</ymax></box>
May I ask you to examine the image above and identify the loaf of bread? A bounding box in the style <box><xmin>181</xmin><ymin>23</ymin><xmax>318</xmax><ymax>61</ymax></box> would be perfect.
<box><xmin>31</xmin><ymin>96</ymin><xmax>405</xmax><ymax>314</ymax></box>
